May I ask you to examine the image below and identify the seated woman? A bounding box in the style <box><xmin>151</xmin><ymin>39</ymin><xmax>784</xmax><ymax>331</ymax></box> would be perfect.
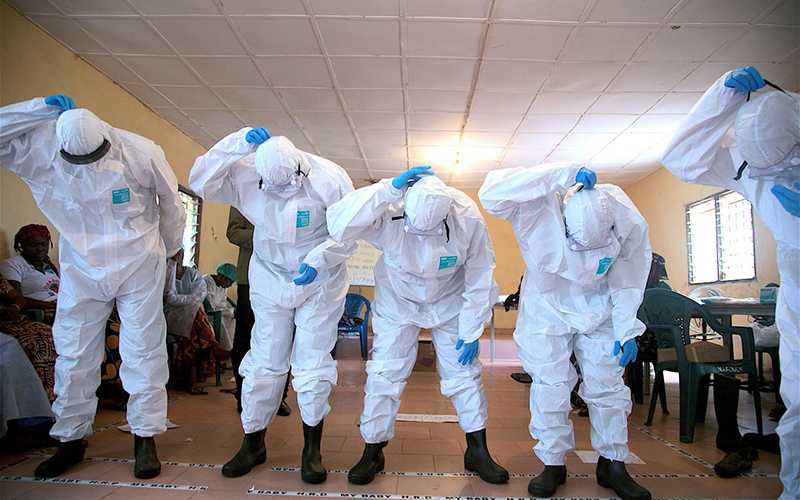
<box><xmin>203</xmin><ymin>263</ymin><xmax>237</xmax><ymax>352</ymax></box>
<box><xmin>164</xmin><ymin>250</ymin><xmax>229</xmax><ymax>395</ymax></box>
<box><xmin>0</xmin><ymin>272</ymin><xmax>56</xmax><ymax>402</ymax></box>
<box><xmin>0</xmin><ymin>225</ymin><xmax>60</xmax><ymax>322</ymax></box>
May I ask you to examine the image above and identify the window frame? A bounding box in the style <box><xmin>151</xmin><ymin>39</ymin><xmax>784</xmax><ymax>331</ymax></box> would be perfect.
<box><xmin>685</xmin><ymin>189</ymin><xmax>757</xmax><ymax>286</ymax></box>
<box><xmin>178</xmin><ymin>185</ymin><xmax>203</xmax><ymax>268</ymax></box>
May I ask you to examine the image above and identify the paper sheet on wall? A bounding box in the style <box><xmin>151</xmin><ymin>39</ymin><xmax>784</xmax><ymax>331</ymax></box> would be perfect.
<box><xmin>347</xmin><ymin>240</ymin><xmax>382</xmax><ymax>286</ymax></box>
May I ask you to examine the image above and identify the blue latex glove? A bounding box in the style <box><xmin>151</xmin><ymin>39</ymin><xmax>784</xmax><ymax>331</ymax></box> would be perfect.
<box><xmin>455</xmin><ymin>338</ymin><xmax>479</xmax><ymax>366</ymax></box>
<box><xmin>245</xmin><ymin>127</ymin><xmax>271</xmax><ymax>145</ymax></box>
<box><xmin>771</xmin><ymin>182</ymin><xmax>800</xmax><ymax>218</ymax></box>
<box><xmin>724</xmin><ymin>66</ymin><xmax>765</xmax><ymax>94</ymax></box>
<box><xmin>292</xmin><ymin>263</ymin><xmax>318</xmax><ymax>285</ymax></box>
<box><xmin>575</xmin><ymin>167</ymin><xmax>597</xmax><ymax>190</ymax></box>
<box><xmin>392</xmin><ymin>165</ymin><xmax>434</xmax><ymax>189</ymax></box>
<box><xmin>613</xmin><ymin>339</ymin><xmax>638</xmax><ymax>367</ymax></box>
<box><xmin>44</xmin><ymin>94</ymin><xmax>75</xmax><ymax>113</ymax></box>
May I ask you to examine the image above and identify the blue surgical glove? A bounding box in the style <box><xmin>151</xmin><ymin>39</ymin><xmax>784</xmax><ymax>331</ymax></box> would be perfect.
<box><xmin>771</xmin><ymin>182</ymin><xmax>800</xmax><ymax>218</ymax></box>
<box><xmin>724</xmin><ymin>66</ymin><xmax>765</xmax><ymax>94</ymax></box>
<box><xmin>245</xmin><ymin>127</ymin><xmax>270</xmax><ymax>145</ymax></box>
<box><xmin>575</xmin><ymin>166</ymin><xmax>597</xmax><ymax>190</ymax></box>
<box><xmin>44</xmin><ymin>94</ymin><xmax>75</xmax><ymax>113</ymax></box>
<box><xmin>455</xmin><ymin>338</ymin><xmax>479</xmax><ymax>366</ymax></box>
<box><xmin>292</xmin><ymin>263</ymin><xmax>318</xmax><ymax>285</ymax></box>
<box><xmin>392</xmin><ymin>165</ymin><xmax>434</xmax><ymax>189</ymax></box>
<box><xmin>613</xmin><ymin>339</ymin><xmax>638</xmax><ymax>367</ymax></box>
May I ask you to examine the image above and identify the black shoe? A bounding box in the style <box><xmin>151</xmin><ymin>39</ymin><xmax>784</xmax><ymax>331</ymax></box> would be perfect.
<box><xmin>714</xmin><ymin>448</ymin><xmax>757</xmax><ymax>478</ymax></box>
<box><xmin>596</xmin><ymin>457</ymin><xmax>651</xmax><ymax>500</ymax></box>
<box><xmin>348</xmin><ymin>442</ymin><xmax>387</xmax><ymax>485</ymax></box>
<box><xmin>464</xmin><ymin>429</ymin><xmax>508</xmax><ymax>484</ymax></box>
<box><xmin>134</xmin><ymin>435</ymin><xmax>161</xmax><ymax>479</ymax></box>
<box><xmin>743</xmin><ymin>433</ymin><xmax>780</xmax><ymax>455</ymax></box>
<box><xmin>277</xmin><ymin>400</ymin><xmax>292</xmax><ymax>417</ymax></box>
<box><xmin>301</xmin><ymin>421</ymin><xmax>326</xmax><ymax>484</ymax></box>
<box><xmin>222</xmin><ymin>429</ymin><xmax>267</xmax><ymax>478</ymax></box>
<box><xmin>527</xmin><ymin>465</ymin><xmax>566</xmax><ymax>497</ymax></box>
<box><xmin>34</xmin><ymin>439</ymin><xmax>87</xmax><ymax>478</ymax></box>
<box><xmin>510</xmin><ymin>372</ymin><xmax>532</xmax><ymax>384</ymax></box>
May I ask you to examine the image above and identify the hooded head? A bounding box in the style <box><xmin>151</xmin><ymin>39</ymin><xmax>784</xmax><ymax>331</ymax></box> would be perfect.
<box><xmin>735</xmin><ymin>91</ymin><xmax>800</xmax><ymax>176</ymax></box>
<box><xmin>255</xmin><ymin>136</ymin><xmax>305</xmax><ymax>190</ymax></box>
<box><xmin>564</xmin><ymin>188</ymin><xmax>613</xmax><ymax>250</ymax></box>
<box><xmin>56</xmin><ymin>108</ymin><xmax>108</xmax><ymax>159</ymax></box>
<box><xmin>404</xmin><ymin>176</ymin><xmax>452</xmax><ymax>232</ymax></box>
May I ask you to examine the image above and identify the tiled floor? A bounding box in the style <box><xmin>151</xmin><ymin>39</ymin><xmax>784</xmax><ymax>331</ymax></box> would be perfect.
<box><xmin>0</xmin><ymin>337</ymin><xmax>783</xmax><ymax>499</ymax></box>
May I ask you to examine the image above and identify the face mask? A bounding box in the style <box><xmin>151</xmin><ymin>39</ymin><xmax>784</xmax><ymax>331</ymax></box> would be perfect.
<box><xmin>563</xmin><ymin>188</ymin><xmax>614</xmax><ymax>251</ymax></box>
<box><xmin>404</xmin><ymin>176</ymin><xmax>452</xmax><ymax>232</ymax></box>
<box><xmin>56</xmin><ymin>109</ymin><xmax>109</xmax><ymax>164</ymax></box>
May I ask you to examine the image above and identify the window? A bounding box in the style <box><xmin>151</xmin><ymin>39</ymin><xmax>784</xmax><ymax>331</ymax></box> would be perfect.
<box><xmin>178</xmin><ymin>187</ymin><xmax>202</xmax><ymax>268</ymax></box>
<box><xmin>686</xmin><ymin>190</ymin><xmax>755</xmax><ymax>284</ymax></box>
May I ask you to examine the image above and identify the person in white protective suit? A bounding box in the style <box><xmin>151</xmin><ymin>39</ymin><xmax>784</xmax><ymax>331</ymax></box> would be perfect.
<box><xmin>0</xmin><ymin>95</ymin><xmax>185</xmax><ymax>480</ymax></box>
<box><xmin>479</xmin><ymin>163</ymin><xmax>652</xmax><ymax>500</ymax></box>
<box><xmin>188</xmin><ymin>126</ymin><xmax>355</xmax><ymax>483</ymax></box>
<box><xmin>203</xmin><ymin>262</ymin><xmax>237</xmax><ymax>351</ymax></box>
<box><xmin>661</xmin><ymin>66</ymin><xmax>799</xmax><ymax>500</ymax></box>
<box><xmin>326</xmin><ymin>167</ymin><xmax>509</xmax><ymax>485</ymax></box>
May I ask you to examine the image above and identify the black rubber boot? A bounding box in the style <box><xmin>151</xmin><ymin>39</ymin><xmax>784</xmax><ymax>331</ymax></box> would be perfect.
<box><xmin>597</xmin><ymin>457</ymin><xmax>652</xmax><ymax>500</ymax></box>
<box><xmin>527</xmin><ymin>465</ymin><xmax>566</xmax><ymax>497</ymax></box>
<box><xmin>34</xmin><ymin>439</ymin><xmax>87</xmax><ymax>478</ymax></box>
<box><xmin>222</xmin><ymin>429</ymin><xmax>267</xmax><ymax>478</ymax></box>
<box><xmin>301</xmin><ymin>421</ymin><xmax>327</xmax><ymax>484</ymax></box>
<box><xmin>277</xmin><ymin>400</ymin><xmax>292</xmax><ymax>417</ymax></box>
<box><xmin>133</xmin><ymin>435</ymin><xmax>161</xmax><ymax>479</ymax></box>
<box><xmin>348</xmin><ymin>442</ymin><xmax>387</xmax><ymax>485</ymax></box>
<box><xmin>464</xmin><ymin>429</ymin><xmax>509</xmax><ymax>484</ymax></box>
<box><xmin>714</xmin><ymin>375</ymin><xmax>742</xmax><ymax>452</ymax></box>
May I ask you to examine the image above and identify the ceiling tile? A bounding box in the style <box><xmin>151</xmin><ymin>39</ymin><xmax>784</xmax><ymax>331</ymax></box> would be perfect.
<box><xmin>285</xmin><ymin>129</ymin><xmax>314</xmax><ymax>151</ymax></box>
<box><xmin>502</xmin><ymin>148</ymin><xmax>549</xmax><ymax>165</ymax></box>
<box><xmin>407</xmin><ymin>112</ymin><xmax>465</xmax><ymax>130</ymax></box>
<box><xmin>471</xmin><ymin>91</ymin><xmax>533</xmax><ymax>114</ymax></box>
<box><xmin>221</xmin><ymin>0</ymin><xmax>305</xmax><ymax>14</ymax></box>
<box><xmin>635</xmin><ymin>27</ymin><xmax>745</xmax><ymax>62</ymax></box>
<box><xmin>512</xmin><ymin>132</ymin><xmax>564</xmax><ymax>150</ymax></box>
<box><xmin>757</xmin><ymin>62</ymin><xmax>800</xmax><ymax>92</ymax></box>
<box><xmin>530</xmin><ymin>92</ymin><xmax>600</xmax><ymax>113</ymax></box>
<box><xmin>186</xmin><ymin>109</ymin><xmax>243</xmax><ymax>137</ymax></box>
<box><xmin>316</xmin><ymin>144</ymin><xmax>362</xmax><ymax>157</ymax></box>
<box><xmin>350</xmin><ymin>112</ymin><xmax>405</xmax><ymax>130</ymax></box>
<box><xmin>519</xmin><ymin>114</ymin><xmax>581</xmax><ymax>133</ymax></box>
<box><xmin>317</xmin><ymin>18</ymin><xmax>399</xmax><ymax>56</ymax></box>
<box><xmin>8</xmin><ymin>0</ymin><xmax>59</xmax><ymax>14</ymax></box>
<box><xmin>710</xmin><ymin>28</ymin><xmax>800</xmax><ymax>62</ymax></box>
<box><xmin>649</xmin><ymin>92</ymin><xmax>702</xmax><ymax>113</ymax></box>
<box><xmin>236</xmin><ymin>109</ymin><xmax>298</xmax><ymax>130</ymax></box>
<box><xmin>256</xmin><ymin>56</ymin><xmax>332</xmax><ymax>87</ymax></box>
<box><xmin>359</xmin><ymin>130</ymin><xmax>407</xmax><ymax>145</ymax></box>
<box><xmin>572</xmin><ymin>114</ymin><xmax>637</xmax><ymax>133</ymax></box>
<box><xmin>465</xmin><ymin>112</ymin><xmax>523</xmax><ymax>131</ymax></box>
<box><xmin>587</xmin><ymin>92</ymin><xmax>664</xmax><ymax>113</ymax></box>
<box><xmin>407</xmin><ymin>21</ymin><xmax>484</xmax><ymax>58</ymax></box>
<box><xmin>77</xmin><ymin>18</ymin><xmax>172</xmax><ymax>55</ymax></box>
<box><xmin>278</xmin><ymin>88</ymin><xmax>342</xmax><ymax>110</ymax></box>
<box><xmin>129</xmin><ymin>0</ymin><xmax>219</xmax><ymax>14</ymax></box>
<box><xmin>494</xmin><ymin>0</ymin><xmax>590</xmax><ymax>21</ymax></box>
<box><xmin>149</xmin><ymin>17</ymin><xmax>244</xmax><ymax>56</ymax></box>
<box><xmin>477</xmin><ymin>61</ymin><xmax>552</xmax><ymax>91</ymax></box>
<box><xmin>408</xmin><ymin>131</ymin><xmax>461</xmax><ymax>146</ymax></box>
<box><xmin>762</xmin><ymin>0</ymin><xmax>800</xmax><ymax>26</ymax></box>
<box><xmin>295</xmin><ymin>111</ymin><xmax>350</xmax><ymax>129</ymax></box>
<box><xmin>152</xmin><ymin>106</ymin><xmax>196</xmax><ymax>129</ymax></box>
<box><xmin>50</xmin><ymin>0</ymin><xmax>134</xmax><ymax>15</ymax></box>
<box><xmin>153</xmin><ymin>85</ymin><xmax>224</xmax><ymax>108</ymax></box>
<box><xmin>485</xmin><ymin>23</ymin><xmax>571</xmax><ymax>59</ymax></box>
<box><xmin>304</xmin><ymin>128</ymin><xmax>356</xmax><ymax>145</ymax></box>
<box><xmin>186</xmin><ymin>57</ymin><xmax>264</xmax><ymax>86</ymax></box>
<box><xmin>627</xmin><ymin>114</ymin><xmax>684</xmax><ymax>133</ymax></box>
<box><xmin>121</xmin><ymin>82</ymin><xmax>172</xmax><ymax>108</ymax></box>
<box><xmin>609</xmin><ymin>62</ymin><xmax>698</xmax><ymax>91</ymax></box>
<box><xmin>310</xmin><ymin>0</ymin><xmax>398</xmax><ymax>16</ymax></box>
<box><xmin>588</xmin><ymin>0</ymin><xmax>678</xmax><ymax>22</ymax></box>
<box><xmin>27</xmin><ymin>16</ymin><xmax>104</xmax><ymax>53</ymax></box>
<box><xmin>672</xmin><ymin>0</ymin><xmax>769</xmax><ymax>23</ymax></box>
<box><xmin>543</xmin><ymin>62</ymin><xmax>623</xmax><ymax>92</ymax></box>
<box><xmin>407</xmin><ymin>58</ymin><xmax>477</xmax><ymax>89</ymax></box>
<box><xmin>463</xmin><ymin>131</ymin><xmax>513</xmax><ymax>147</ymax></box>
<box><xmin>671</xmin><ymin>61</ymin><xmax>742</xmax><ymax>91</ymax></box>
<box><xmin>407</xmin><ymin>90</ymin><xmax>470</xmax><ymax>112</ymax></box>
<box><xmin>547</xmin><ymin>147</ymin><xmax>593</xmax><ymax>162</ymax></box>
<box><xmin>561</xmin><ymin>27</ymin><xmax>653</xmax><ymax>61</ymax></box>
<box><xmin>341</xmin><ymin>90</ymin><xmax>404</xmax><ymax>111</ymax></box>
<box><xmin>119</xmin><ymin>56</ymin><xmax>200</xmax><ymax>85</ymax></box>
<box><xmin>213</xmin><ymin>87</ymin><xmax>282</xmax><ymax>109</ymax></box>
<box><xmin>331</xmin><ymin>57</ymin><xmax>401</xmax><ymax>88</ymax></box>
<box><xmin>370</xmin><ymin>161</ymin><xmax>408</xmax><ymax>173</ymax></box>
<box><xmin>407</xmin><ymin>0</ymin><xmax>490</xmax><ymax>18</ymax></box>
<box><xmin>558</xmin><ymin>132</ymin><xmax>615</xmax><ymax>152</ymax></box>
<box><xmin>366</xmin><ymin>147</ymin><xmax>408</xmax><ymax>160</ymax></box>
<box><xmin>81</xmin><ymin>54</ymin><xmax>140</xmax><ymax>83</ymax></box>
<box><xmin>331</xmin><ymin>157</ymin><xmax>367</xmax><ymax>172</ymax></box>
<box><xmin>591</xmin><ymin>131</ymin><xmax>658</xmax><ymax>163</ymax></box>
<box><xmin>231</xmin><ymin>17</ymin><xmax>319</xmax><ymax>55</ymax></box>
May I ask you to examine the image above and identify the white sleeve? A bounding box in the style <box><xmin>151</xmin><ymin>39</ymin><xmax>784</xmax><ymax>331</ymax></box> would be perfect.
<box><xmin>188</xmin><ymin>128</ymin><xmax>255</xmax><ymax>207</ymax></box>
<box><xmin>457</xmin><ymin>219</ymin><xmax>499</xmax><ymax>342</ymax></box>
<box><xmin>302</xmin><ymin>166</ymin><xmax>358</xmax><ymax>271</ymax></box>
<box><xmin>149</xmin><ymin>145</ymin><xmax>186</xmax><ymax>257</ymax></box>
<box><xmin>326</xmin><ymin>179</ymin><xmax>403</xmax><ymax>247</ymax></box>
<box><xmin>0</xmin><ymin>97</ymin><xmax>61</xmax><ymax>182</ymax></box>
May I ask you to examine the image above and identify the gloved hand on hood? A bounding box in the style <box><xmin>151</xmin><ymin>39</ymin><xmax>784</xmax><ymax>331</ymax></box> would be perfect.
<box><xmin>724</xmin><ymin>66</ymin><xmax>765</xmax><ymax>94</ymax></box>
<box><xmin>45</xmin><ymin>94</ymin><xmax>75</xmax><ymax>113</ymax></box>
<box><xmin>246</xmin><ymin>127</ymin><xmax>270</xmax><ymax>145</ymax></box>
<box><xmin>404</xmin><ymin>175</ymin><xmax>452</xmax><ymax>232</ymax></box>
<box><xmin>392</xmin><ymin>165</ymin><xmax>434</xmax><ymax>190</ymax></box>
<box><xmin>575</xmin><ymin>166</ymin><xmax>597</xmax><ymax>190</ymax></box>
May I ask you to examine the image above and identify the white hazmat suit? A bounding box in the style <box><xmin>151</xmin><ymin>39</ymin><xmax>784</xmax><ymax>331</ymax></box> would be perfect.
<box><xmin>189</xmin><ymin>129</ymin><xmax>354</xmax><ymax>432</ymax></box>
<box><xmin>327</xmin><ymin>176</ymin><xmax>498</xmax><ymax>443</ymax></box>
<box><xmin>0</xmin><ymin>97</ymin><xmax>185</xmax><ymax>441</ymax></box>
<box><xmin>479</xmin><ymin>163</ymin><xmax>651</xmax><ymax>465</ymax></box>
<box><xmin>661</xmin><ymin>73</ymin><xmax>799</xmax><ymax>499</ymax></box>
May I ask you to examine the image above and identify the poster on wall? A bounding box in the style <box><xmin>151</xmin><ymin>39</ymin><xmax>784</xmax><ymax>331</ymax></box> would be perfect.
<box><xmin>347</xmin><ymin>240</ymin><xmax>382</xmax><ymax>286</ymax></box>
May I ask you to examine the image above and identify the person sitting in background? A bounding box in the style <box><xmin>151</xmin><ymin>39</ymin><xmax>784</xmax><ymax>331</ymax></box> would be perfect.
<box><xmin>164</xmin><ymin>250</ymin><xmax>229</xmax><ymax>395</ymax></box>
<box><xmin>0</xmin><ymin>224</ymin><xmax>60</xmax><ymax>322</ymax></box>
<box><xmin>203</xmin><ymin>263</ymin><xmax>237</xmax><ymax>352</ymax></box>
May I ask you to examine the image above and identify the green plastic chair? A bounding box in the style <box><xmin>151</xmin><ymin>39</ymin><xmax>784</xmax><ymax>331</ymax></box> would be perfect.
<box><xmin>641</xmin><ymin>288</ymin><xmax>762</xmax><ymax>443</ymax></box>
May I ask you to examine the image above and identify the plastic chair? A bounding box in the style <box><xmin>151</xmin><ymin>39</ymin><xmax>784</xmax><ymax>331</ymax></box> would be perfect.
<box><xmin>203</xmin><ymin>299</ymin><xmax>223</xmax><ymax>386</ymax></box>
<box><xmin>337</xmin><ymin>293</ymin><xmax>371</xmax><ymax>360</ymax></box>
<box><xmin>641</xmin><ymin>288</ymin><xmax>762</xmax><ymax>443</ymax></box>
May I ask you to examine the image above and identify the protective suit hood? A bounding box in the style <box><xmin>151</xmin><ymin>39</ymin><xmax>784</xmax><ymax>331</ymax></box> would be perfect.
<box><xmin>255</xmin><ymin>136</ymin><xmax>307</xmax><ymax>194</ymax></box>
<box><xmin>735</xmin><ymin>91</ymin><xmax>800</xmax><ymax>177</ymax></box>
<box><xmin>404</xmin><ymin>176</ymin><xmax>452</xmax><ymax>232</ymax></box>
<box><xmin>56</xmin><ymin>108</ymin><xmax>109</xmax><ymax>161</ymax></box>
<box><xmin>564</xmin><ymin>187</ymin><xmax>614</xmax><ymax>251</ymax></box>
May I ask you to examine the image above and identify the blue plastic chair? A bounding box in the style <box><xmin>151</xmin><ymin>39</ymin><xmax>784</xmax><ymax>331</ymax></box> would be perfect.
<box><xmin>337</xmin><ymin>293</ymin><xmax>371</xmax><ymax>360</ymax></box>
